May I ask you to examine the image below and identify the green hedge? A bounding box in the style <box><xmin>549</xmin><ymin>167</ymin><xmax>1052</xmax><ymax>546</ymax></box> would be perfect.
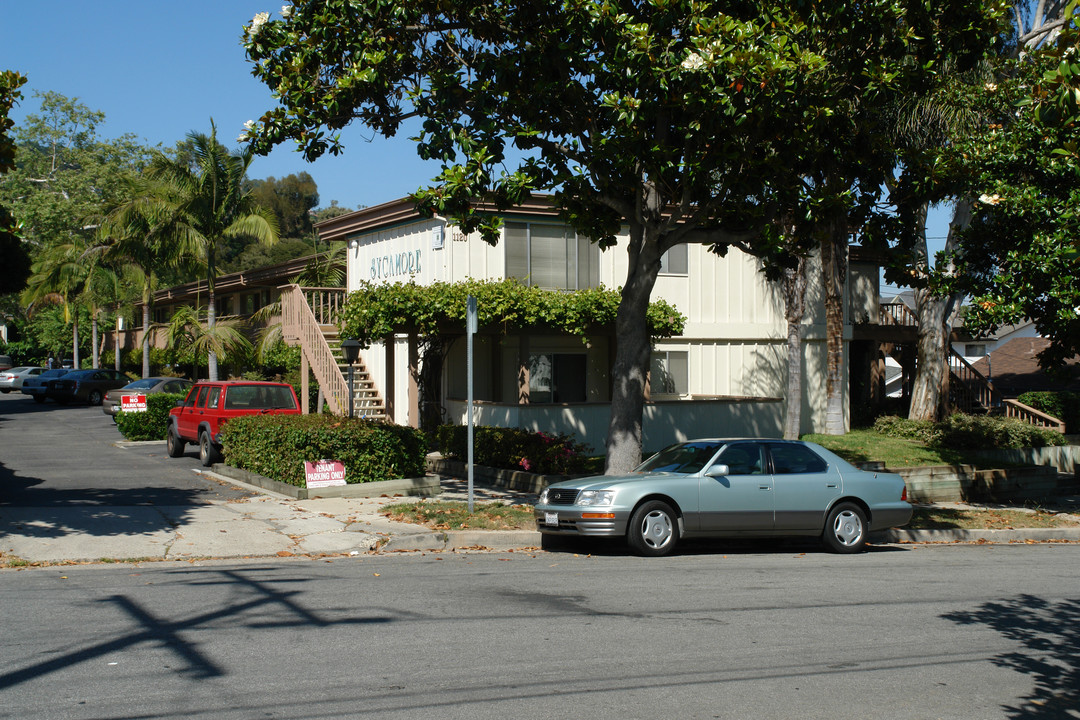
<box><xmin>220</xmin><ymin>414</ymin><xmax>428</xmax><ymax>487</ymax></box>
<box><xmin>436</xmin><ymin>424</ymin><xmax>592</xmax><ymax>475</ymax></box>
<box><xmin>873</xmin><ymin>413</ymin><xmax>1066</xmax><ymax>450</ymax></box>
<box><xmin>115</xmin><ymin>393</ymin><xmax>187</xmax><ymax>441</ymax></box>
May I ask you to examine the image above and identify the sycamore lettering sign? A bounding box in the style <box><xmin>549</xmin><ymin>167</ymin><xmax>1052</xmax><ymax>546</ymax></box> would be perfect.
<box><xmin>370</xmin><ymin>250</ymin><xmax>421</xmax><ymax>280</ymax></box>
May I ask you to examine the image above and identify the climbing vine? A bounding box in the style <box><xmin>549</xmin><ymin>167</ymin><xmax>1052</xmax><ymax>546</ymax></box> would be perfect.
<box><xmin>338</xmin><ymin>278</ymin><xmax>685</xmax><ymax>346</ymax></box>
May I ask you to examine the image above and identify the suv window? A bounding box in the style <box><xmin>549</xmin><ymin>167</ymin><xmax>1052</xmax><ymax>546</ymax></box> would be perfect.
<box><xmin>223</xmin><ymin>384</ymin><xmax>296</xmax><ymax>410</ymax></box>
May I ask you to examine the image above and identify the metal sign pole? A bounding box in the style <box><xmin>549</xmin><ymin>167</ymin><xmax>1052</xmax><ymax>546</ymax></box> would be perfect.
<box><xmin>466</xmin><ymin>295</ymin><xmax>477</xmax><ymax>513</ymax></box>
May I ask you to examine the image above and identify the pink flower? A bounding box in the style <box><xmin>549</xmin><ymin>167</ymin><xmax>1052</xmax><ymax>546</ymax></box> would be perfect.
<box><xmin>520</xmin><ymin>458</ymin><xmax>532</xmax><ymax>471</ymax></box>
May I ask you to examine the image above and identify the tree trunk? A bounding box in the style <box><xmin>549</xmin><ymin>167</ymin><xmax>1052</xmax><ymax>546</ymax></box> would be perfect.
<box><xmin>71</xmin><ymin>316</ymin><xmax>80</xmax><ymax>370</ymax></box>
<box><xmin>821</xmin><ymin>221</ymin><xmax>847</xmax><ymax>435</ymax></box>
<box><xmin>142</xmin><ymin>303</ymin><xmax>151</xmax><ymax>378</ymax></box>
<box><xmin>782</xmin><ymin>256</ymin><xmax>809</xmax><ymax>440</ymax></box>
<box><xmin>908</xmin><ymin>199</ymin><xmax>971</xmax><ymax>421</ymax></box>
<box><xmin>91</xmin><ymin>313</ymin><xmax>100</xmax><ymax>369</ymax></box>
<box><xmin>604</xmin><ymin>224</ymin><xmax>662</xmax><ymax>475</ymax></box>
<box><xmin>207</xmin><ymin>291</ymin><xmax>219</xmax><ymax>381</ymax></box>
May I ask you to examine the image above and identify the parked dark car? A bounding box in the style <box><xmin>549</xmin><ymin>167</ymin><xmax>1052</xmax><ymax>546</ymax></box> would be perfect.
<box><xmin>535</xmin><ymin>439</ymin><xmax>912</xmax><ymax>556</ymax></box>
<box><xmin>102</xmin><ymin>376</ymin><xmax>193</xmax><ymax>419</ymax></box>
<box><xmin>20</xmin><ymin>368</ymin><xmax>71</xmax><ymax>403</ymax></box>
<box><xmin>167</xmin><ymin>381</ymin><xmax>301</xmax><ymax>466</ymax></box>
<box><xmin>46</xmin><ymin>368</ymin><xmax>130</xmax><ymax>406</ymax></box>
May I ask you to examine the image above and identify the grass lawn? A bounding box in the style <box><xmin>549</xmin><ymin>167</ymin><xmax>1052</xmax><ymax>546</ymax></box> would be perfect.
<box><xmin>802</xmin><ymin>429</ymin><xmax>969</xmax><ymax>467</ymax></box>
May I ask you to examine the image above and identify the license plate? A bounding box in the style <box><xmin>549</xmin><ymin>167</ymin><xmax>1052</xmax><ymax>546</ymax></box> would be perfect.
<box><xmin>545</xmin><ymin>512</ymin><xmax>559</xmax><ymax>527</ymax></box>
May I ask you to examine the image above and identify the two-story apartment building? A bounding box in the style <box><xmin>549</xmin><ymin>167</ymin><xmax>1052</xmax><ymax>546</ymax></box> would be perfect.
<box><xmin>313</xmin><ymin>196</ymin><xmax>881</xmax><ymax>452</ymax></box>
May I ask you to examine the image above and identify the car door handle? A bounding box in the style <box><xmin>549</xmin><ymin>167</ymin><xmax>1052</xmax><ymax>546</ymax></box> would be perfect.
<box><xmin>826</xmin><ymin>483</ymin><xmax>838</xmax><ymax>488</ymax></box>
<box><xmin>759</xmin><ymin>486</ymin><xmax>771</xmax><ymax>491</ymax></box>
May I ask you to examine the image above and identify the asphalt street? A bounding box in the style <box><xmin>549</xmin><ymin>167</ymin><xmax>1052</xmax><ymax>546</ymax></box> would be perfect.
<box><xmin>1</xmin><ymin>545</ymin><xmax>1078</xmax><ymax>719</ymax></box>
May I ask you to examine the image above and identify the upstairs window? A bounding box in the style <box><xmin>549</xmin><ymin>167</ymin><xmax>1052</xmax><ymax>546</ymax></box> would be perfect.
<box><xmin>505</xmin><ymin>222</ymin><xmax>600</xmax><ymax>290</ymax></box>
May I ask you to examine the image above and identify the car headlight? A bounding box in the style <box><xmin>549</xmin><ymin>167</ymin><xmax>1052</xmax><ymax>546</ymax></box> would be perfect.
<box><xmin>538</xmin><ymin>489</ymin><xmax>550</xmax><ymax>505</ymax></box>
<box><xmin>577</xmin><ymin>489</ymin><xmax>616</xmax><ymax>506</ymax></box>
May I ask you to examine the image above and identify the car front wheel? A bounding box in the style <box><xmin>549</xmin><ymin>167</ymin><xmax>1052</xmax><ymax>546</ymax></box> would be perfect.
<box><xmin>627</xmin><ymin>500</ymin><xmax>679</xmax><ymax>557</ymax></box>
<box><xmin>166</xmin><ymin>425</ymin><xmax>186</xmax><ymax>458</ymax></box>
<box><xmin>198</xmin><ymin>430</ymin><xmax>221</xmax><ymax>467</ymax></box>
<box><xmin>823</xmin><ymin>502</ymin><xmax>868</xmax><ymax>554</ymax></box>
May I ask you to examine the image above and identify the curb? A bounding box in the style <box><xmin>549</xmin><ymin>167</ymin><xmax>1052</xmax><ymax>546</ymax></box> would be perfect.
<box><xmin>874</xmin><ymin>527</ymin><xmax>1080</xmax><ymax>544</ymax></box>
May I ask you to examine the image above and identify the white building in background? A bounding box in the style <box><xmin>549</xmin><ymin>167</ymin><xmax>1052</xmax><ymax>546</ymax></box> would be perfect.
<box><xmin>316</xmin><ymin>196</ymin><xmax>882</xmax><ymax>452</ymax></box>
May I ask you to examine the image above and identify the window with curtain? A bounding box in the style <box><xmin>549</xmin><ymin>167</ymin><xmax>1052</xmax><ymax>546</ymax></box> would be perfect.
<box><xmin>649</xmin><ymin>350</ymin><xmax>689</xmax><ymax>395</ymax></box>
<box><xmin>505</xmin><ymin>222</ymin><xmax>600</xmax><ymax>290</ymax></box>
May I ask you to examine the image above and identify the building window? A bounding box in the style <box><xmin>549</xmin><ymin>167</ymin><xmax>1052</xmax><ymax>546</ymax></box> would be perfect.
<box><xmin>650</xmin><ymin>350</ymin><xmax>688</xmax><ymax>395</ymax></box>
<box><xmin>659</xmin><ymin>244</ymin><xmax>688</xmax><ymax>275</ymax></box>
<box><xmin>965</xmin><ymin>344</ymin><xmax>987</xmax><ymax>357</ymax></box>
<box><xmin>529</xmin><ymin>353</ymin><xmax>587</xmax><ymax>403</ymax></box>
<box><xmin>505</xmin><ymin>222</ymin><xmax>600</xmax><ymax>290</ymax></box>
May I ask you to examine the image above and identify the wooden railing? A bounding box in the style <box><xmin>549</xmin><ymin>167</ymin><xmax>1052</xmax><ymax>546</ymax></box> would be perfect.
<box><xmin>880</xmin><ymin>301</ymin><xmax>918</xmax><ymax>327</ymax></box>
<box><xmin>1003</xmin><ymin>399</ymin><xmax>1066</xmax><ymax>433</ymax></box>
<box><xmin>280</xmin><ymin>284</ymin><xmax>349</xmax><ymax>415</ymax></box>
<box><xmin>948</xmin><ymin>348</ymin><xmax>1000</xmax><ymax>413</ymax></box>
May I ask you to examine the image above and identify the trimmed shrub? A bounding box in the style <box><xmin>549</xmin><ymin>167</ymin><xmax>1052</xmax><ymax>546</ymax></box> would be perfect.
<box><xmin>436</xmin><ymin>424</ymin><xmax>592</xmax><ymax>475</ymax></box>
<box><xmin>220</xmin><ymin>414</ymin><xmax>427</xmax><ymax>487</ymax></box>
<box><xmin>116</xmin><ymin>393</ymin><xmax>187</xmax><ymax>441</ymax></box>
<box><xmin>874</xmin><ymin>412</ymin><xmax>1066</xmax><ymax>450</ymax></box>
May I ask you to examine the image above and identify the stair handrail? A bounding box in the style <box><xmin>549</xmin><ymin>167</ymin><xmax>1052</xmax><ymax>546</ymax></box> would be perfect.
<box><xmin>279</xmin><ymin>284</ymin><xmax>349</xmax><ymax>415</ymax></box>
<box><xmin>1003</xmin><ymin>399</ymin><xmax>1066</xmax><ymax>433</ymax></box>
<box><xmin>948</xmin><ymin>348</ymin><xmax>1000</xmax><ymax>412</ymax></box>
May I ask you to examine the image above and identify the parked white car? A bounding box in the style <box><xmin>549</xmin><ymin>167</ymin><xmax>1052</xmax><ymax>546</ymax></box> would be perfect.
<box><xmin>0</xmin><ymin>367</ymin><xmax>46</xmax><ymax>393</ymax></box>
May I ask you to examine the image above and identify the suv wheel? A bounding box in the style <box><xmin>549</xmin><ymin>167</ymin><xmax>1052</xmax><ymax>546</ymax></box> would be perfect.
<box><xmin>199</xmin><ymin>430</ymin><xmax>221</xmax><ymax>467</ymax></box>
<box><xmin>166</xmin><ymin>425</ymin><xmax>186</xmax><ymax>458</ymax></box>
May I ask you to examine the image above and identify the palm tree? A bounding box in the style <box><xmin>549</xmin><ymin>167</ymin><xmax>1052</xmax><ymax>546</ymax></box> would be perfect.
<box><xmin>166</xmin><ymin>305</ymin><xmax>252</xmax><ymax>380</ymax></box>
<box><xmin>21</xmin><ymin>241</ymin><xmax>90</xmax><ymax>367</ymax></box>
<box><xmin>114</xmin><ymin>122</ymin><xmax>278</xmax><ymax>380</ymax></box>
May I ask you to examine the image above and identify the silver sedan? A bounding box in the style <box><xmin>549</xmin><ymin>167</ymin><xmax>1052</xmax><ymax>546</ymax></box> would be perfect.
<box><xmin>534</xmin><ymin>439</ymin><xmax>912</xmax><ymax>556</ymax></box>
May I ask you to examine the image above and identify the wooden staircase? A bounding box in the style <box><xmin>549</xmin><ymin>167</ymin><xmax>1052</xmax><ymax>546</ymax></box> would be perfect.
<box><xmin>279</xmin><ymin>284</ymin><xmax>387</xmax><ymax>420</ymax></box>
<box><xmin>878</xmin><ymin>302</ymin><xmax>1065</xmax><ymax>432</ymax></box>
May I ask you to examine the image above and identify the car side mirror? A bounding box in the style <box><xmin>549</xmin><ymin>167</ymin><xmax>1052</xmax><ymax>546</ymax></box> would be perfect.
<box><xmin>704</xmin><ymin>464</ymin><xmax>730</xmax><ymax>477</ymax></box>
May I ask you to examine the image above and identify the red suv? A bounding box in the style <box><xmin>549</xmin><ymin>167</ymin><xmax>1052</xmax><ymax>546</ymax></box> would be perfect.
<box><xmin>167</xmin><ymin>381</ymin><xmax>301</xmax><ymax>466</ymax></box>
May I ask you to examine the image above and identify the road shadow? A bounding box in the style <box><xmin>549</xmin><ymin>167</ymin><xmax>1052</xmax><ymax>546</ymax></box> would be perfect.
<box><xmin>0</xmin><ymin>565</ymin><xmax>394</xmax><ymax>691</ymax></box>
<box><xmin>942</xmin><ymin>593</ymin><xmax>1080</xmax><ymax>717</ymax></box>
<box><xmin>540</xmin><ymin>535</ymin><xmax>907</xmax><ymax>557</ymax></box>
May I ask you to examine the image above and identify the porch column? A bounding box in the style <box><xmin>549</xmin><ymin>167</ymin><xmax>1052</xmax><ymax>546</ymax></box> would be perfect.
<box><xmin>385</xmin><ymin>335</ymin><xmax>395</xmax><ymax>422</ymax></box>
<box><xmin>408</xmin><ymin>332</ymin><xmax>420</xmax><ymax>428</ymax></box>
<box><xmin>517</xmin><ymin>334</ymin><xmax>530</xmax><ymax>404</ymax></box>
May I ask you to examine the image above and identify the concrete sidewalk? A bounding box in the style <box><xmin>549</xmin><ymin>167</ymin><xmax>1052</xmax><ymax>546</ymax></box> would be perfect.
<box><xmin>2</xmin><ymin>471</ymin><xmax>1079</xmax><ymax>566</ymax></box>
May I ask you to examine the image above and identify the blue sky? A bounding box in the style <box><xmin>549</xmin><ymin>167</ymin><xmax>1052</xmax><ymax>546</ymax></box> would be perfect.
<box><xmin>1</xmin><ymin>1</ymin><xmax>442</xmax><ymax>212</ymax></box>
<box><xmin>2</xmin><ymin>0</ymin><xmax>949</xmax><ymax>282</ymax></box>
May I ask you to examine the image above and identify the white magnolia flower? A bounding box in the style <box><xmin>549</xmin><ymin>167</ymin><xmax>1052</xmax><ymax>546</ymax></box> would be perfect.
<box><xmin>238</xmin><ymin>120</ymin><xmax>256</xmax><ymax>143</ymax></box>
<box><xmin>281</xmin><ymin>4</ymin><xmax>293</xmax><ymax>18</ymax></box>
<box><xmin>984</xmin><ymin>82</ymin><xmax>997</xmax><ymax>92</ymax></box>
<box><xmin>978</xmin><ymin>193</ymin><xmax>1002</xmax><ymax>205</ymax></box>
<box><xmin>681</xmin><ymin>52</ymin><xmax>706</xmax><ymax>71</ymax></box>
<box><xmin>249</xmin><ymin>11</ymin><xmax>270</xmax><ymax>35</ymax></box>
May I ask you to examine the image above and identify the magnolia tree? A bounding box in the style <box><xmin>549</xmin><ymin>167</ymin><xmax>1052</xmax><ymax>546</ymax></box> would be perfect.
<box><xmin>942</xmin><ymin>5</ymin><xmax>1080</xmax><ymax>369</ymax></box>
<box><xmin>244</xmin><ymin>0</ymin><xmax>999</xmax><ymax>472</ymax></box>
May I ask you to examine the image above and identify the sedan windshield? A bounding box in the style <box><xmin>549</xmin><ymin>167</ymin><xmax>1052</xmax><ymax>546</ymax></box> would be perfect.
<box><xmin>123</xmin><ymin>378</ymin><xmax>160</xmax><ymax>390</ymax></box>
<box><xmin>636</xmin><ymin>441</ymin><xmax>725</xmax><ymax>474</ymax></box>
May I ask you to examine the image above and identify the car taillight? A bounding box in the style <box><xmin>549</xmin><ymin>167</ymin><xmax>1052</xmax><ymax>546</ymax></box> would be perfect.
<box><xmin>901</xmin><ymin>486</ymin><xmax>908</xmax><ymax>502</ymax></box>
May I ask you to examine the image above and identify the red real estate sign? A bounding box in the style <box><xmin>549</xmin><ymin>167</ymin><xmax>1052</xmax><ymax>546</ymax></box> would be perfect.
<box><xmin>304</xmin><ymin>460</ymin><xmax>346</xmax><ymax>488</ymax></box>
<box><xmin>120</xmin><ymin>394</ymin><xmax>147</xmax><ymax>412</ymax></box>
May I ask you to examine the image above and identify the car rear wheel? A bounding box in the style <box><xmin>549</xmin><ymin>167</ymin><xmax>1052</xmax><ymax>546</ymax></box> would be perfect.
<box><xmin>198</xmin><ymin>430</ymin><xmax>221</xmax><ymax>467</ymax></box>
<box><xmin>823</xmin><ymin>502</ymin><xmax>868</xmax><ymax>554</ymax></box>
<box><xmin>627</xmin><ymin>500</ymin><xmax>679</xmax><ymax>557</ymax></box>
<box><xmin>32</xmin><ymin>395</ymin><xmax>45</xmax><ymax>404</ymax></box>
<box><xmin>87</xmin><ymin>390</ymin><xmax>103</xmax><ymax>406</ymax></box>
<box><xmin>166</xmin><ymin>425</ymin><xmax>186</xmax><ymax>458</ymax></box>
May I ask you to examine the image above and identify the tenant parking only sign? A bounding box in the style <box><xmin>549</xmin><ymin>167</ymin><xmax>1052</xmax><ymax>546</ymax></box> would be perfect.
<box><xmin>120</xmin><ymin>394</ymin><xmax>147</xmax><ymax>412</ymax></box>
<box><xmin>303</xmin><ymin>460</ymin><xmax>346</xmax><ymax>489</ymax></box>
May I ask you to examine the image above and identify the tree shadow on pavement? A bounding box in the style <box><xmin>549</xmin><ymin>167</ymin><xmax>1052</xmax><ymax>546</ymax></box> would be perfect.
<box><xmin>0</xmin><ymin>566</ymin><xmax>394</xmax><ymax>691</ymax></box>
<box><xmin>942</xmin><ymin>593</ymin><xmax>1080</xmax><ymax>718</ymax></box>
